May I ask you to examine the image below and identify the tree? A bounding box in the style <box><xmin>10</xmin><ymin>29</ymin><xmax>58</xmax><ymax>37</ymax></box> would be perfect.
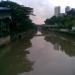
<box><xmin>45</xmin><ymin>9</ymin><xmax>75</xmax><ymax>31</ymax></box>
<box><xmin>0</xmin><ymin>1</ymin><xmax>35</xmax><ymax>33</ymax></box>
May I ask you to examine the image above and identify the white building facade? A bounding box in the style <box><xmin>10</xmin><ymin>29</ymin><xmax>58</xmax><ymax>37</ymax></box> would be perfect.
<box><xmin>54</xmin><ymin>6</ymin><xmax>61</xmax><ymax>17</ymax></box>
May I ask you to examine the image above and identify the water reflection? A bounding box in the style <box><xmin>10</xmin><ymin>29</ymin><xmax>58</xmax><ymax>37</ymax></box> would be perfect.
<box><xmin>1</xmin><ymin>31</ymin><xmax>75</xmax><ymax>75</ymax></box>
<box><xmin>0</xmin><ymin>32</ymin><xmax>35</xmax><ymax>75</ymax></box>
<box><xmin>45</xmin><ymin>33</ymin><xmax>75</xmax><ymax>56</ymax></box>
<box><xmin>36</xmin><ymin>31</ymin><xmax>42</xmax><ymax>35</ymax></box>
<box><xmin>20</xmin><ymin>33</ymin><xmax>75</xmax><ymax>75</ymax></box>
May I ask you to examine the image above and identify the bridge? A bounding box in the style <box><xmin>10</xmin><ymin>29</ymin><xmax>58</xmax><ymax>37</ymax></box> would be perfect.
<box><xmin>36</xmin><ymin>24</ymin><xmax>59</xmax><ymax>32</ymax></box>
<box><xmin>34</xmin><ymin>25</ymin><xmax>58</xmax><ymax>36</ymax></box>
<box><xmin>36</xmin><ymin>24</ymin><xmax>58</xmax><ymax>27</ymax></box>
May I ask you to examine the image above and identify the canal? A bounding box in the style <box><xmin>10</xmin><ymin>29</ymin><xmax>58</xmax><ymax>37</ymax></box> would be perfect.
<box><xmin>0</xmin><ymin>31</ymin><xmax>75</xmax><ymax>75</ymax></box>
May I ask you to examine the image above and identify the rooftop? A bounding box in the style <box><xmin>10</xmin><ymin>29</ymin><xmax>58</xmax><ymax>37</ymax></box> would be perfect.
<box><xmin>0</xmin><ymin>7</ymin><xmax>11</xmax><ymax>13</ymax></box>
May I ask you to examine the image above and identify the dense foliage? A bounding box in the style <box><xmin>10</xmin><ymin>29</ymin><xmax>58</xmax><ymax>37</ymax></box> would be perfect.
<box><xmin>0</xmin><ymin>1</ymin><xmax>35</xmax><ymax>33</ymax></box>
<box><xmin>45</xmin><ymin>9</ymin><xmax>75</xmax><ymax>30</ymax></box>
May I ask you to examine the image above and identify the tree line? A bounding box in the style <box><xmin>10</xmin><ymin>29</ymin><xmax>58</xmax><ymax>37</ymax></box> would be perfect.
<box><xmin>45</xmin><ymin>9</ymin><xmax>75</xmax><ymax>31</ymax></box>
<box><xmin>0</xmin><ymin>1</ymin><xmax>36</xmax><ymax>37</ymax></box>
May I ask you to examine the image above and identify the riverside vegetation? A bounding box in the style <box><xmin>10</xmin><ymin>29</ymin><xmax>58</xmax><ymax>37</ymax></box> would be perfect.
<box><xmin>0</xmin><ymin>1</ymin><xmax>36</xmax><ymax>38</ymax></box>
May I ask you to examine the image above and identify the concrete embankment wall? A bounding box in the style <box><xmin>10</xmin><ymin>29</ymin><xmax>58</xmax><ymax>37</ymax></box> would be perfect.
<box><xmin>56</xmin><ymin>30</ymin><xmax>75</xmax><ymax>36</ymax></box>
<box><xmin>51</xmin><ymin>30</ymin><xmax>75</xmax><ymax>39</ymax></box>
<box><xmin>0</xmin><ymin>36</ymin><xmax>10</xmax><ymax>47</ymax></box>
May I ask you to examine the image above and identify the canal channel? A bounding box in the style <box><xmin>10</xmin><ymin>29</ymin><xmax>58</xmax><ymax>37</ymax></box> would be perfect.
<box><xmin>0</xmin><ymin>31</ymin><xmax>75</xmax><ymax>75</ymax></box>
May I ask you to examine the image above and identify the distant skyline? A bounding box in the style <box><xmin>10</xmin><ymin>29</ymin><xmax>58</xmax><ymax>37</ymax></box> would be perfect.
<box><xmin>2</xmin><ymin>0</ymin><xmax>75</xmax><ymax>24</ymax></box>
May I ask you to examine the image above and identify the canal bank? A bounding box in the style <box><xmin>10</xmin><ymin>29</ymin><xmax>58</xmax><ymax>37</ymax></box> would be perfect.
<box><xmin>0</xmin><ymin>29</ymin><xmax>36</xmax><ymax>47</ymax></box>
<box><xmin>0</xmin><ymin>36</ymin><xmax>10</xmax><ymax>48</ymax></box>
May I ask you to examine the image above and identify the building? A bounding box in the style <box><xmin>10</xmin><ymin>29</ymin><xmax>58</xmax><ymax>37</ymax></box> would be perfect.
<box><xmin>59</xmin><ymin>13</ymin><xmax>65</xmax><ymax>17</ymax></box>
<box><xmin>0</xmin><ymin>7</ymin><xmax>11</xmax><ymax>37</ymax></box>
<box><xmin>54</xmin><ymin>6</ymin><xmax>61</xmax><ymax>17</ymax></box>
<box><xmin>65</xmin><ymin>6</ymin><xmax>70</xmax><ymax>13</ymax></box>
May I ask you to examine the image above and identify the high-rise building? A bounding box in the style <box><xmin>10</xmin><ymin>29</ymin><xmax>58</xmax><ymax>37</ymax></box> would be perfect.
<box><xmin>65</xmin><ymin>6</ymin><xmax>70</xmax><ymax>13</ymax></box>
<box><xmin>54</xmin><ymin>6</ymin><xmax>61</xmax><ymax>17</ymax></box>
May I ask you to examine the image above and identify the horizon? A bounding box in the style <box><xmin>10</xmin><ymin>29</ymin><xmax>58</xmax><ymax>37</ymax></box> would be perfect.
<box><xmin>2</xmin><ymin>0</ymin><xmax>75</xmax><ymax>24</ymax></box>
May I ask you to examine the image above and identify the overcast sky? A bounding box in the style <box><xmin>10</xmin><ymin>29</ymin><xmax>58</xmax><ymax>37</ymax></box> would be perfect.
<box><xmin>8</xmin><ymin>0</ymin><xmax>75</xmax><ymax>24</ymax></box>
